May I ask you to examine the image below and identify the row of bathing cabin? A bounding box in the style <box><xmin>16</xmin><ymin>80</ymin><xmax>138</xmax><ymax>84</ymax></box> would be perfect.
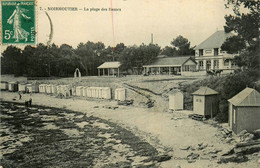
<box><xmin>0</xmin><ymin>81</ymin><xmax>127</xmax><ymax>101</ymax></box>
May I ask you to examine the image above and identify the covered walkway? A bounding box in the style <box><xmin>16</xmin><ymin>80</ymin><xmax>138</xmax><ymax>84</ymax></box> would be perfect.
<box><xmin>143</xmin><ymin>56</ymin><xmax>197</xmax><ymax>75</ymax></box>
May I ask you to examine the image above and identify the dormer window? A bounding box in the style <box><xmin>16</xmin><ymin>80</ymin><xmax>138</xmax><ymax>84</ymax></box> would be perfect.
<box><xmin>199</xmin><ymin>49</ymin><xmax>203</xmax><ymax>56</ymax></box>
<box><xmin>214</xmin><ymin>48</ymin><xmax>219</xmax><ymax>56</ymax></box>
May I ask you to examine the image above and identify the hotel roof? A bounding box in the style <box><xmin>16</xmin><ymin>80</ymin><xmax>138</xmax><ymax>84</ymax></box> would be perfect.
<box><xmin>194</xmin><ymin>30</ymin><xmax>233</xmax><ymax>50</ymax></box>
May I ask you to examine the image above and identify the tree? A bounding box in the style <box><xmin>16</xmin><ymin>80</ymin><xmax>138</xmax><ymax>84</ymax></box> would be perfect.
<box><xmin>213</xmin><ymin>0</ymin><xmax>260</xmax><ymax>122</ymax></box>
<box><xmin>48</xmin><ymin>43</ymin><xmax>61</xmax><ymax>76</ymax></box>
<box><xmin>119</xmin><ymin>47</ymin><xmax>137</xmax><ymax>73</ymax></box>
<box><xmin>221</xmin><ymin>0</ymin><xmax>260</xmax><ymax>69</ymax></box>
<box><xmin>119</xmin><ymin>44</ymin><xmax>160</xmax><ymax>74</ymax></box>
<box><xmin>22</xmin><ymin>45</ymin><xmax>36</xmax><ymax>76</ymax></box>
<box><xmin>75</xmin><ymin>41</ymin><xmax>105</xmax><ymax>76</ymax></box>
<box><xmin>140</xmin><ymin>44</ymin><xmax>161</xmax><ymax>65</ymax></box>
<box><xmin>31</xmin><ymin>43</ymin><xmax>50</xmax><ymax>77</ymax></box>
<box><xmin>114</xmin><ymin>43</ymin><xmax>126</xmax><ymax>54</ymax></box>
<box><xmin>221</xmin><ymin>36</ymin><xmax>246</xmax><ymax>54</ymax></box>
<box><xmin>171</xmin><ymin>35</ymin><xmax>194</xmax><ymax>55</ymax></box>
<box><xmin>58</xmin><ymin>44</ymin><xmax>79</xmax><ymax>77</ymax></box>
<box><xmin>113</xmin><ymin>43</ymin><xmax>126</xmax><ymax>61</ymax></box>
<box><xmin>102</xmin><ymin>43</ymin><xmax>126</xmax><ymax>62</ymax></box>
<box><xmin>104</xmin><ymin>46</ymin><xmax>115</xmax><ymax>62</ymax></box>
<box><xmin>23</xmin><ymin>43</ymin><xmax>79</xmax><ymax>77</ymax></box>
<box><xmin>161</xmin><ymin>46</ymin><xmax>177</xmax><ymax>57</ymax></box>
<box><xmin>1</xmin><ymin>45</ymin><xmax>24</xmax><ymax>75</ymax></box>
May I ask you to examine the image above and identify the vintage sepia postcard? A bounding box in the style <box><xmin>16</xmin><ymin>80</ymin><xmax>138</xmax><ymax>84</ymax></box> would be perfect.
<box><xmin>1</xmin><ymin>0</ymin><xmax>259</xmax><ymax>167</ymax></box>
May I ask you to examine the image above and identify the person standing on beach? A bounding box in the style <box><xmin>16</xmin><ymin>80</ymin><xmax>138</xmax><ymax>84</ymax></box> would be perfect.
<box><xmin>25</xmin><ymin>100</ymin><xmax>28</xmax><ymax>109</ymax></box>
<box><xmin>19</xmin><ymin>92</ymin><xmax>22</xmax><ymax>100</ymax></box>
<box><xmin>28</xmin><ymin>98</ymin><xmax>32</xmax><ymax>107</ymax></box>
<box><xmin>29</xmin><ymin>93</ymin><xmax>32</xmax><ymax>107</ymax></box>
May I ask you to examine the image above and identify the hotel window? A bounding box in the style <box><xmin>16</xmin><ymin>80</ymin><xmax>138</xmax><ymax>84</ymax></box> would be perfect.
<box><xmin>199</xmin><ymin>61</ymin><xmax>204</xmax><ymax>70</ymax></box>
<box><xmin>224</xmin><ymin>59</ymin><xmax>229</xmax><ymax>66</ymax></box>
<box><xmin>214</xmin><ymin>60</ymin><xmax>219</xmax><ymax>69</ymax></box>
<box><xmin>231</xmin><ymin>61</ymin><xmax>236</xmax><ymax>67</ymax></box>
<box><xmin>199</xmin><ymin>49</ymin><xmax>203</xmax><ymax>56</ymax></box>
<box><xmin>214</xmin><ymin>48</ymin><xmax>219</xmax><ymax>56</ymax></box>
<box><xmin>206</xmin><ymin>60</ymin><xmax>211</xmax><ymax>70</ymax></box>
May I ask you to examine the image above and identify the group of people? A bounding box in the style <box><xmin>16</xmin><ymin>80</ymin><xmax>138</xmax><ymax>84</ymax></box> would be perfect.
<box><xmin>206</xmin><ymin>69</ymin><xmax>223</xmax><ymax>76</ymax></box>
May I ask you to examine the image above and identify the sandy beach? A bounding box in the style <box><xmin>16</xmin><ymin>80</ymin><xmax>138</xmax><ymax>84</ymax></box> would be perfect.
<box><xmin>1</xmin><ymin>91</ymin><xmax>259</xmax><ymax>168</ymax></box>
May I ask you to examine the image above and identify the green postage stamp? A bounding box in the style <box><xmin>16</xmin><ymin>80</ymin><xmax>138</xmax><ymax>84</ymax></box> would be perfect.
<box><xmin>1</xmin><ymin>1</ymin><xmax>36</xmax><ymax>44</ymax></box>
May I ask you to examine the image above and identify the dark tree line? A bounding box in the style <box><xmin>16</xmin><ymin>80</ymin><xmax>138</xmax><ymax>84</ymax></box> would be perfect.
<box><xmin>1</xmin><ymin>35</ymin><xmax>194</xmax><ymax>77</ymax></box>
<box><xmin>2</xmin><ymin>44</ymin><xmax>80</xmax><ymax>77</ymax></box>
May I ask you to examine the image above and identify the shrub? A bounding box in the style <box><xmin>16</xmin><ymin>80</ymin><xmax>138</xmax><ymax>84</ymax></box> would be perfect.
<box><xmin>216</xmin><ymin>100</ymin><xmax>229</xmax><ymax>123</ymax></box>
<box><xmin>216</xmin><ymin>112</ymin><xmax>228</xmax><ymax>123</ymax></box>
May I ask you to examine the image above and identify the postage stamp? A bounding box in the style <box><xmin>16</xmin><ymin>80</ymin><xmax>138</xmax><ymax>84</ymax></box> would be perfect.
<box><xmin>1</xmin><ymin>0</ymin><xmax>36</xmax><ymax>44</ymax></box>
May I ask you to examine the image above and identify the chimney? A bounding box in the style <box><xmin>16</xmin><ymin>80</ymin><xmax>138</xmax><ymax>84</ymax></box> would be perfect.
<box><xmin>151</xmin><ymin>33</ymin><xmax>153</xmax><ymax>44</ymax></box>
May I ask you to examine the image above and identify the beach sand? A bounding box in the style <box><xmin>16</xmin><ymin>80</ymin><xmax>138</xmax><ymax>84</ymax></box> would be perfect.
<box><xmin>1</xmin><ymin>91</ymin><xmax>259</xmax><ymax>168</ymax></box>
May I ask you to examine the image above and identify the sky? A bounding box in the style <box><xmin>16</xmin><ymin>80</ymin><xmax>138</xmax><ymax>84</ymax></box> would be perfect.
<box><xmin>3</xmin><ymin>0</ymin><xmax>234</xmax><ymax>50</ymax></box>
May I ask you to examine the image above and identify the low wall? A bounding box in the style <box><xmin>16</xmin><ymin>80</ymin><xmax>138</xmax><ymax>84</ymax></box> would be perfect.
<box><xmin>181</xmin><ymin>71</ymin><xmax>206</xmax><ymax>76</ymax></box>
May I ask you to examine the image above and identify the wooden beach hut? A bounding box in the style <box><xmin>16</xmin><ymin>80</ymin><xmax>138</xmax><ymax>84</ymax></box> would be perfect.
<box><xmin>192</xmin><ymin>87</ymin><xmax>219</xmax><ymax>118</ymax></box>
<box><xmin>62</xmin><ymin>85</ymin><xmax>71</xmax><ymax>97</ymax></box>
<box><xmin>1</xmin><ymin>81</ymin><xmax>8</xmax><ymax>90</ymax></box>
<box><xmin>169</xmin><ymin>90</ymin><xmax>183</xmax><ymax>111</ymax></box>
<box><xmin>46</xmin><ymin>85</ymin><xmax>52</xmax><ymax>94</ymax></box>
<box><xmin>92</xmin><ymin>87</ymin><xmax>98</xmax><ymax>98</ymax></box>
<box><xmin>82</xmin><ymin>87</ymin><xmax>87</xmax><ymax>97</ymax></box>
<box><xmin>51</xmin><ymin>85</ymin><xmax>57</xmax><ymax>94</ymax></box>
<box><xmin>97</xmin><ymin>87</ymin><xmax>103</xmax><ymax>99</ymax></box>
<box><xmin>76</xmin><ymin>86</ymin><xmax>84</xmax><ymax>97</ymax></box>
<box><xmin>87</xmin><ymin>87</ymin><xmax>92</xmax><ymax>98</ymax></box>
<box><xmin>115</xmin><ymin>88</ymin><xmax>126</xmax><ymax>101</ymax></box>
<box><xmin>39</xmin><ymin>84</ymin><xmax>47</xmax><ymax>93</ymax></box>
<box><xmin>56</xmin><ymin>85</ymin><xmax>62</xmax><ymax>95</ymax></box>
<box><xmin>102</xmin><ymin>87</ymin><xmax>111</xmax><ymax>99</ymax></box>
<box><xmin>228</xmin><ymin>87</ymin><xmax>260</xmax><ymax>134</ymax></box>
<box><xmin>8</xmin><ymin>82</ymin><xmax>18</xmax><ymax>92</ymax></box>
<box><xmin>26</xmin><ymin>83</ymin><xmax>39</xmax><ymax>93</ymax></box>
<box><xmin>18</xmin><ymin>83</ymin><xmax>27</xmax><ymax>93</ymax></box>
